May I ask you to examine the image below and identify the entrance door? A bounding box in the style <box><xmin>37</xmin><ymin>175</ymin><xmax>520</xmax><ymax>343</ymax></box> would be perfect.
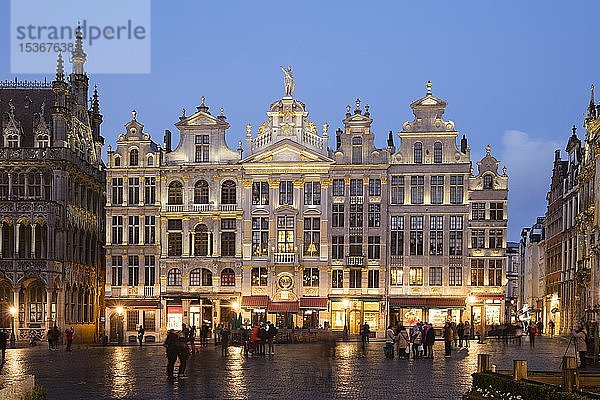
<box><xmin>190</xmin><ymin>312</ymin><xmax>202</xmax><ymax>328</ymax></box>
<box><xmin>349</xmin><ymin>309</ymin><xmax>362</xmax><ymax>334</ymax></box>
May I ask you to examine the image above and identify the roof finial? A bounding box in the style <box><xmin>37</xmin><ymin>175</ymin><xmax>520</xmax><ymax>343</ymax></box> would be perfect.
<box><xmin>572</xmin><ymin>124</ymin><xmax>577</xmax><ymax>136</ymax></box>
<box><xmin>426</xmin><ymin>80</ymin><xmax>432</xmax><ymax>95</ymax></box>
<box><xmin>220</xmin><ymin>107</ymin><xmax>224</xmax><ymax>116</ymax></box>
<box><xmin>355</xmin><ymin>98</ymin><xmax>362</xmax><ymax>114</ymax></box>
<box><xmin>485</xmin><ymin>144</ymin><xmax>491</xmax><ymax>154</ymax></box>
<box><xmin>588</xmin><ymin>84</ymin><xmax>596</xmax><ymax>118</ymax></box>
<box><xmin>71</xmin><ymin>22</ymin><xmax>87</xmax><ymax>75</ymax></box>
<box><xmin>92</xmin><ymin>85</ymin><xmax>100</xmax><ymax>114</ymax></box>
<box><xmin>364</xmin><ymin>104</ymin><xmax>370</xmax><ymax>117</ymax></box>
<box><xmin>132</xmin><ymin>109</ymin><xmax>137</xmax><ymax>121</ymax></box>
<box><xmin>201</xmin><ymin>96</ymin><xmax>205</xmax><ymax>106</ymax></box>
<box><xmin>181</xmin><ymin>108</ymin><xmax>186</xmax><ymax>117</ymax></box>
<box><xmin>246</xmin><ymin>123</ymin><xmax>252</xmax><ymax>137</ymax></box>
<box><xmin>55</xmin><ymin>52</ymin><xmax>65</xmax><ymax>81</ymax></box>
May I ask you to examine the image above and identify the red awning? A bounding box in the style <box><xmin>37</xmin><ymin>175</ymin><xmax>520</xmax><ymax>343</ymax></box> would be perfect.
<box><xmin>389</xmin><ymin>297</ymin><xmax>466</xmax><ymax>308</ymax></box>
<box><xmin>105</xmin><ymin>299</ymin><xmax>160</xmax><ymax>308</ymax></box>
<box><xmin>267</xmin><ymin>301</ymin><xmax>299</xmax><ymax>313</ymax></box>
<box><xmin>241</xmin><ymin>295</ymin><xmax>269</xmax><ymax>308</ymax></box>
<box><xmin>300</xmin><ymin>297</ymin><xmax>328</xmax><ymax>310</ymax></box>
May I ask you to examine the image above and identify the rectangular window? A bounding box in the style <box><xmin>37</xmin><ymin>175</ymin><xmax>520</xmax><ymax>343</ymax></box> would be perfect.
<box><xmin>350</xmin><ymin>204</ymin><xmax>363</xmax><ymax>227</ymax></box>
<box><xmin>390</xmin><ymin>267</ymin><xmax>403</xmax><ymax>286</ymax></box>
<box><xmin>143</xmin><ymin>311</ymin><xmax>155</xmax><ymax>332</ymax></box>
<box><xmin>449</xmin><ymin>216</ymin><xmax>463</xmax><ymax>255</ymax></box>
<box><xmin>349</xmin><ymin>269</ymin><xmax>362</xmax><ymax>288</ymax></box>
<box><xmin>471</xmin><ymin>229</ymin><xmax>485</xmax><ymax>249</ymax></box>
<box><xmin>251</xmin><ymin>267</ymin><xmax>268</xmax><ymax>286</ymax></box>
<box><xmin>350</xmin><ymin>179</ymin><xmax>363</xmax><ymax>196</ymax></box>
<box><xmin>304</xmin><ymin>182</ymin><xmax>321</xmax><ymax>205</ymax></box>
<box><xmin>332</xmin><ymin>269</ymin><xmax>344</xmax><ymax>288</ymax></box>
<box><xmin>127</xmin><ymin>310</ymin><xmax>139</xmax><ymax>331</ymax></box>
<box><xmin>409</xmin><ymin>216</ymin><xmax>423</xmax><ymax>256</ymax></box>
<box><xmin>411</xmin><ymin>176</ymin><xmax>424</xmax><ymax>204</ymax></box>
<box><xmin>489</xmin><ymin>229</ymin><xmax>503</xmax><ymax>249</ymax></box>
<box><xmin>490</xmin><ymin>202</ymin><xmax>504</xmax><ymax>220</ymax></box>
<box><xmin>128</xmin><ymin>255</ymin><xmax>139</xmax><ymax>286</ymax></box>
<box><xmin>367</xmin><ymin>236</ymin><xmax>380</xmax><ymax>260</ymax></box>
<box><xmin>368</xmin><ymin>269</ymin><xmax>379</xmax><ymax>288</ymax></box>
<box><xmin>144</xmin><ymin>216</ymin><xmax>155</xmax><ymax>244</ymax></box>
<box><xmin>144</xmin><ymin>255</ymin><xmax>155</xmax><ymax>286</ymax></box>
<box><xmin>368</xmin><ymin>204</ymin><xmax>381</xmax><ymax>227</ymax></box>
<box><xmin>195</xmin><ymin>135</ymin><xmax>210</xmax><ymax>162</ymax></box>
<box><xmin>352</xmin><ymin>137</ymin><xmax>363</xmax><ymax>164</ymax></box>
<box><xmin>220</xmin><ymin>218</ymin><xmax>236</xmax><ymax>230</ymax></box>
<box><xmin>128</xmin><ymin>177</ymin><xmax>140</xmax><ymax>205</ymax></box>
<box><xmin>112</xmin><ymin>178</ymin><xmax>123</xmax><ymax>205</ymax></box>
<box><xmin>167</xmin><ymin>219</ymin><xmax>183</xmax><ymax>230</ymax></box>
<box><xmin>390</xmin><ymin>216</ymin><xmax>404</xmax><ymax>256</ymax></box>
<box><xmin>111</xmin><ymin>216</ymin><xmax>123</xmax><ymax>245</ymax></box>
<box><xmin>450</xmin><ymin>175</ymin><xmax>464</xmax><ymax>204</ymax></box>
<box><xmin>251</xmin><ymin>217</ymin><xmax>269</xmax><ymax>257</ymax></box>
<box><xmin>111</xmin><ymin>256</ymin><xmax>122</xmax><ymax>286</ymax></box>
<box><xmin>221</xmin><ymin>232</ymin><xmax>236</xmax><ymax>257</ymax></box>
<box><xmin>430</xmin><ymin>175</ymin><xmax>444</xmax><ymax>204</ymax></box>
<box><xmin>489</xmin><ymin>259</ymin><xmax>503</xmax><ymax>286</ymax></box>
<box><xmin>128</xmin><ymin>216</ymin><xmax>140</xmax><ymax>244</ymax></box>
<box><xmin>429</xmin><ymin>266</ymin><xmax>442</xmax><ymax>286</ymax></box>
<box><xmin>303</xmin><ymin>268</ymin><xmax>319</xmax><ymax>287</ymax></box>
<box><xmin>332</xmin><ymin>204</ymin><xmax>345</xmax><ymax>227</ymax></box>
<box><xmin>449</xmin><ymin>266</ymin><xmax>463</xmax><ymax>286</ymax></box>
<box><xmin>429</xmin><ymin>215</ymin><xmax>443</xmax><ymax>255</ymax></box>
<box><xmin>332</xmin><ymin>179</ymin><xmax>345</xmax><ymax>196</ymax></box>
<box><xmin>144</xmin><ymin>177</ymin><xmax>156</xmax><ymax>205</ymax></box>
<box><xmin>349</xmin><ymin>235</ymin><xmax>363</xmax><ymax>256</ymax></box>
<box><xmin>368</xmin><ymin>179</ymin><xmax>381</xmax><ymax>196</ymax></box>
<box><xmin>409</xmin><ymin>267</ymin><xmax>423</xmax><ymax>286</ymax></box>
<box><xmin>332</xmin><ymin>236</ymin><xmax>344</xmax><ymax>259</ymax></box>
<box><xmin>303</xmin><ymin>218</ymin><xmax>320</xmax><ymax>256</ymax></box>
<box><xmin>390</xmin><ymin>176</ymin><xmax>404</xmax><ymax>205</ymax></box>
<box><xmin>168</xmin><ymin>233</ymin><xmax>182</xmax><ymax>257</ymax></box>
<box><xmin>252</xmin><ymin>182</ymin><xmax>269</xmax><ymax>205</ymax></box>
<box><xmin>471</xmin><ymin>259</ymin><xmax>485</xmax><ymax>286</ymax></box>
<box><xmin>277</xmin><ymin>216</ymin><xmax>294</xmax><ymax>253</ymax></box>
<box><xmin>472</xmin><ymin>202</ymin><xmax>485</xmax><ymax>220</ymax></box>
<box><xmin>278</xmin><ymin>181</ymin><xmax>293</xmax><ymax>205</ymax></box>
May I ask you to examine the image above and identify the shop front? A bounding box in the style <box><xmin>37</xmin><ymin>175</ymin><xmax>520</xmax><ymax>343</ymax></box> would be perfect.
<box><xmin>389</xmin><ymin>297</ymin><xmax>466</xmax><ymax>329</ymax></box>
<box><xmin>241</xmin><ymin>295</ymin><xmax>269</xmax><ymax>326</ymax></box>
<box><xmin>267</xmin><ymin>301</ymin><xmax>299</xmax><ymax>328</ymax></box>
<box><xmin>466</xmin><ymin>295</ymin><xmax>504</xmax><ymax>336</ymax></box>
<box><xmin>299</xmin><ymin>297</ymin><xmax>328</xmax><ymax>328</ymax></box>
<box><xmin>330</xmin><ymin>298</ymin><xmax>381</xmax><ymax>334</ymax></box>
<box><xmin>106</xmin><ymin>299</ymin><xmax>161</xmax><ymax>343</ymax></box>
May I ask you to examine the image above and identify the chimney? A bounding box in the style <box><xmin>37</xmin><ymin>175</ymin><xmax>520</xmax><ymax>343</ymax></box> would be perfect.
<box><xmin>336</xmin><ymin>128</ymin><xmax>342</xmax><ymax>150</ymax></box>
<box><xmin>554</xmin><ymin>149</ymin><xmax>561</xmax><ymax>162</ymax></box>
<box><xmin>164</xmin><ymin>130</ymin><xmax>172</xmax><ymax>153</ymax></box>
<box><xmin>460</xmin><ymin>135</ymin><xmax>468</xmax><ymax>153</ymax></box>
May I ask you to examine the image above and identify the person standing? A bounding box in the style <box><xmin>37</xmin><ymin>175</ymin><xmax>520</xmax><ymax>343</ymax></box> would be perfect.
<box><xmin>396</xmin><ymin>324</ymin><xmax>410</xmax><ymax>359</ymax></box>
<box><xmin>266</xmin><ymin>321</ymin><xmax>277</xmax><ymax>355</ymax></box>
<box><xmin>181</xmin><ymin>323</ymin><xmax>190</xmax><ymax>342</ymax></box>
<box><xmin>189</xmin><ymin>325</ymin><xmax>196</xmax><ymax>354</ymax></box>
<box><xmin>385</xmin><ymin>325</ymin><xmax>395</xmax><ymax>359</ymax></box>
<box><xmin>47</xmin><ymin>328</ymin><xmax>54</xmax><ymax>350</ymax></box>
<box><xmin>412</xmin><ymin>325</ymin><xmax>423</xmax><ymax>359</ymax></box>
<box><xmin>549</xmin><ymin>320</ymin><xmax>556</xmax><ymax>338</ymax></box>
<box><xmin>443</xmin><ymin>322</ymin><xmax>453</xmax><ymax>358</ymax></box>
<box><xmin>573</xmin><ymin>324</ymin><xmax>588</xmax><ymax>368</ymax></box>
<box><xmin>422</xmin><ymin>323</ymin><xmax>429</xmax><ymax>358</ymax></box>
<box><xmin>425</xmin><ymin>323</ymin><xmax>435</xmax><ymax>359</ymax></box>
<box><xmin>463</xmin><ymin>321</ymin><xmax>471</xmax><ymax>348</ymax></box>
<box><xmin>177</xmin><ymin>337</ymin><xmax>190</xmax><ymax>378</ymax></box>
<box><xmin>163</xmin><ymin>329</ymin><xmax>179</xmax><ymax>380</ymax></box>
<box><xmin>137</xmin><ymin>325</ymin><xmax>145</xmax><ymax>348</ymax></box>
<box><xmin>221</xmin><ymin>325</ymin><xmax>231</xmax><ymax>357</ymax></box>
<box><xmin>528</xmin><ymin>322</ymin><xmax>538</xmax><ymax>348</ymax></box>
<box><xmin>457</xmin><ymin>321</ymin><xmax>465</xmax><ymax>348</ymax></box>
<box><xmin>0</xmin><ymin>329</ymin><xmax>8</xmax><ymax>363</ymax></box>
<box><xmin>64</xmin><ymin>327</ymin><xmax>75</xmax><ymax>351</ymax></box>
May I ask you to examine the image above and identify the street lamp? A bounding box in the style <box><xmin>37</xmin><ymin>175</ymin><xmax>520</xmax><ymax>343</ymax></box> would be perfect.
<box><xmin>342</xmin><ymin>299</ymin><xmax>350</xmax><ymax>340</ymax></box>
<box><xmin>9</xmin><ymin>306</ymin><xmax>16</xmax><ymax>348</ymax></box>
<box><xmin>467</xmin><ymin>295</ymin><xmax>476</xmax><ymax>341</ymax></box>
<box><xmin>116</xmin><ymin>306</ymin><xmax>124</xmax><ymax>345</ymax></box>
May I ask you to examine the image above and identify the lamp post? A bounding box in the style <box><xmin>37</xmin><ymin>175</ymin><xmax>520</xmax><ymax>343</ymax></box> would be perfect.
<box><xmin>342</xmin><ymin>299</ymin><xmax>350</xmax><ymax>340</ymax></box>
<box><xmin>116</xmin><ymin>306</ymin><xmax>123</xmax><ymax>345</ymax></box>
<box><xmin>9</xmin><ymin>306</ymin><xmax>16</xmax><ymax>348</ymax></box>
<box><xmin>467</xmin><ymin>295</ymin><xmax>476</xmax><ymax>341</ymax></box>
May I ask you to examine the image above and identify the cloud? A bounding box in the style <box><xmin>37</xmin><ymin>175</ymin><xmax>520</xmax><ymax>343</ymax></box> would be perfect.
<box><xmin>498</xmin><ymin>130</ymin><xmax>562</xmax><ymax>241</ymax></box>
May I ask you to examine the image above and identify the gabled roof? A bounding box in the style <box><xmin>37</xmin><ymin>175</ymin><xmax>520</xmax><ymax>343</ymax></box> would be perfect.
<box><xmin>242</xmin><ymin>138</ymin><xmax>334</xmax><ymax>164</ymax></box>
<box><xmin>175</xmin><ymin>108</ymin><xmax>230</xmax><ymax>130</ymax></box>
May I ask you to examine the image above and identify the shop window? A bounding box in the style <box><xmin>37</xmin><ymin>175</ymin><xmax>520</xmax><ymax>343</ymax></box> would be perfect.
<box><xmin>127</xmin><ymin>310</ymin><xmax>139</xmax><ymax>331</ymax></box>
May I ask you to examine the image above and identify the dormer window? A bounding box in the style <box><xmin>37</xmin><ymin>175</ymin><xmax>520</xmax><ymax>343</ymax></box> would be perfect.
<box><xmin>195</xmin><ymin>135</ymin><xmax>209</xmax><ymax>162</ymax></box>
<box><xmin>5</xmin><ymin>134</ymin><xmax>19</xmax><ymax>148</ymax></box>
<box><xmin>147</xmin><ymin>155</ymin><xmax>154</xmax><ymax>166</ymax></box>
<box><xmin>114</xmin><ymin>155</ymin><xmax>121</xmax><ymax>167</ymax></box>
<box><xmin>36</xmin><ymin>134</ymin><xmax>50</xmax><ymax>148</ymax></box>
<box><xmin>483</xmin><ymin>175</ymin><xmax>493</xmax><ymax>189</ymax></box>
<box><xmin>433</xmin><ymin>142</ymin><xmax>442</xmax><ymax>163</ymax></box>
<box><xmin>414</xmin><ymin>142</ymin><xmax>422</xmax><ymax>164</ymax></box>
<box><xmin>352</xmin><ymin>136</ymin><xmax>363</xmax><ymax>164</ymax></box>
<box><xmin>129</xmin><ymin>149</ymin><xmax>139</xmax><ymax>166</ymax></box>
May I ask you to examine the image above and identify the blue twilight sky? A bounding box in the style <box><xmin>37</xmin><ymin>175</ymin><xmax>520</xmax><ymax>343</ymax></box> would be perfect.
<box><xmin>0</xmin><ymin>1</ymin><xmax>599</xmax><ymax>241</ymax></box>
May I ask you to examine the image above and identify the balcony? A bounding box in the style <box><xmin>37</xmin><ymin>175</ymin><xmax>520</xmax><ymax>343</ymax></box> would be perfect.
<box><xmin>144</xmin><ymin>286</ymin><xmax>154</xmax><ymax>297</ymax></box>
<box><xmin>346</xmin><ymin>255</ymin><xmax>364</xmax><ymax>267</ymax></box>
<box><xmin>390</xmin><ymin>256</ymin><xmax>403</xmax><ymax>266</ymax></box>
<box><xmin>192</xmin><ymin>204</ymin><xmax>212</xmax><ymax>212</ymax></box>
<box><xmin>350</xmin><ymin>196</ymin><xmax>364</xmax><ymax>204</ymax></box>
<box><xmin>273</xmin><ymin>253</ymin><xmax>296</xmax><ymax>264</ymax></box>
<box><xmin>220</xmin><ymin>204</ymin><xmax>237</xmax><ymax>212</ymax></box>
<box><xmin>165</xmin><ymin>204</ymin><xmax>184</xmax><ymax>212</ymax></box>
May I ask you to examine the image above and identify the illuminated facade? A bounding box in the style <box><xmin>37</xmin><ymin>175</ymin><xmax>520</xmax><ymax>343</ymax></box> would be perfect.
<box><xmin>104</xmin><ymin>76</ymin><xmax>508</xmax><ymax>340</ymax></box>
<box><xmin>0</xmin><ymin>27</ymin><xmax>105</xmax><ymax>343</ymax></box>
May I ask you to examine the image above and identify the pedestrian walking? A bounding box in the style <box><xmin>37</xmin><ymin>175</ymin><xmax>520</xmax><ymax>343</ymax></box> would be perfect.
<box><xmin>360</xmin><ymin>322</ymin><xmax>370</xmax><ymax>348</ymax></box>
<box><xmin>47</xmin><ymin>328</ymin><xmax>53</xmax><ymax>350</ymax></box>
<box><xmin>536</xmin><ymin>320</ymin><xmax>543</xmax><ymax>336</ymax></box>
<box><xmin>189</xmin><ymin>325</ymin><xmax>196</xmax><ymax>353</ymax></box>
<box><xmin>384</xmin><ymin>325</ymin><xmax>395</xmax><ymax>359</ymax></box>
<box><xmin>425</xmin><ymin>323</ymin><xmax>435</xmax><ymax>358</ymax></box>
<box><xmin>64</xmin><ymin>327</ymin><xmax>75</xmax><ymax>351</ymax></box>
<box><xmin>396</xmin><ymin>324</ymin><xmax>410</xmax><ymax>359</ymax></box>
<box><xmin>549</xmin><ymin>320</ymin><xmax>556</xmax><ymax>338</ymax></box>
<box><xmin>137</xmin><ymin>325</ymin><xmax>145</xmax><ymax>348</ymax></box>
<box><xmin>52</xmin><ymin>325</ymin><xmax>60</xmax><ymax>349</ymax></box>
<box><xmin>201</xmin><ymin>323</ymin><xmax>208</xmax><ymax>347</ymax></box>
<box><xmin>457</xmin><ymin>321</ymin><xmax>465</xmax><ymax>347</ymax></box>
<box><xmin>411</xmin><ymin>325</ymin><xmax>423</xmax><ymax>359</ymax></box>
<box><xmin>177</xmin><ymin>337</ymin><xmax>190</xmax><ymax>378</ymax></box>
<box><xmin>221</xmin><ymin>325</ymin><xmax>231</xmax><ymax>356</ymax></box>
<box><xmin>443</xmin><ymin>322</ymin><xmax>453</xmax><ymax>357</ymax></box>
<box><xmin>463</xmin><ymin>321</ymin><xmax>471</xmax><ymax>348</ymax></box>
<box><xmin>0</xmin><ymin>329</ymin><xmax>8</xmax><ymax>363</ymax></box>
<box><xmin>451</xmin><ymin>321</ymin><xmax>458</xmax><ymax>348</ymax></box>
<box><xmin>528</xmin><ymin>323</ymin><xmax>538</xmax><ymax>348</ymax></box>
<box><xmin>422</xmin><ymin>323</ymin><xmax>429</xmax><ymax>358</ymax></box>
<box><xmin>163</xmin><ymin>329</ymin><xmax>179</xmax><ymax>380</ymax></box>
<box><xmin>573</xmin><ymin>324</ymin><xmax>588</xmax><ymax>368</ymax></box>
<box><xmin>181</xmin><ymin>323</ymin><xmax>189</xmax><ymax>342</ymax></box>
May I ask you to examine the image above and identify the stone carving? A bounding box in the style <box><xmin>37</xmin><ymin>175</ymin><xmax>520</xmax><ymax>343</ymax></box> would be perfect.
<box><xmin>280</xmin><ymin>65</ymin><xmax>294</xmax><ymax>97</ymax></box>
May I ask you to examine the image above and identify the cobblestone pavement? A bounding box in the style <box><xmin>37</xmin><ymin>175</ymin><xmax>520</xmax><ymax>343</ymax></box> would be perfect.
<box><xmin>0</xmin><ymin>336</ymin><xmax>574</xmax><ymax>399</ymax></box>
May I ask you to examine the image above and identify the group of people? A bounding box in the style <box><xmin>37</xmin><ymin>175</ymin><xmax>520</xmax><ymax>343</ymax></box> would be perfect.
<box><xmin>242</xmin><ymin>321</ymin><xmax>277</xmax><ymax>356</ymax></box>
<box><xmin>384</xmin><ymin>320</ymin><xmax>472</xmax><ymax>359</ymax></box>
<box><xmin>46</xmin><ymin>326</ymin><xmax>75</xmax><ymax>351</ymax></box>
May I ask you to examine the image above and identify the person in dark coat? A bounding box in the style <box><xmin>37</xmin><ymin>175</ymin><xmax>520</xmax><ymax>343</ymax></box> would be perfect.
<box><xmin>0</xmin><ymin>329</ymin><xmax>8</xmax><ymax>363</ymax></box>
<box><xmin>137</xmin><ymin>325</ymin><xmax>145</xmax><ymax>348</ymax></box>
<box><xmin>163</xmin><ymin>329</ymin><xmax>179</xmax><ymax>380</ymax></box>
<box><xmin>177</xmin><ymin>337</ymin><xmax>190</xmax><ymax>377</ymax></box>
<box><xmin>425</xmin><ymin>323</ymin><xmax>435</xmax><ymax>358</ymax></box>
<box><xmin>221</xmin><ymin>326</ymin><xmax>231</xmax><ymax>357</ymax></box>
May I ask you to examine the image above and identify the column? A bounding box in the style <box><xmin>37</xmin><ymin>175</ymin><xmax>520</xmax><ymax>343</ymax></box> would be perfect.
<box><xmin>46</xmin><ymin>289</ymin><xmax>53</xmax><ymax>331</ymax></box>
<box><xmin>31</xmin><ymin>224</ymin><xmax>36</xmax><ymax>258</ymax></box>
<box><xmin>182</xmin><ymin>299</ymin><xmax>190</xmax><ymax>325</ymax></box>
<box><xmin>0</xmin><ymin>222</ymin><xmax>3</xmax><ymax>257</ymax></box>
<box><xmin>15</xmin><ymin>223</ymin><xmax>20</xmax><ymax>257</ymax></box>
<box><xmin>212</xmin><ymin>219</ymin><xmax>220</xmax><ymax>257</ymax></box>
<box><xmin>13</xmin><ymin>289</ymin><xmax>20</xmax><ymax>335</ymax></box>
<box><xmin>206</xmin><ymin>232</ymin><xmax>211</xmax><ymax>257</ymax></box>
<box><xmin>213</xmin><ymin>299</ymin><xmax>221</xmax><ymax>326</ymax></box>
<box><xmin>56</xmin><ymin>288</ymin><xmax>64</xmax><ymax>329</ymax></box>
<box><xmin>191</xmin><ymin>232</ymin><xmax>196</xmax><ymax>257</ymax></box>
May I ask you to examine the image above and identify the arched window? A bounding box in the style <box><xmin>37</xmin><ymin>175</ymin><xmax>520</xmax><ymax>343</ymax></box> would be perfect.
<box><xmin>43</xmin><ymin>172</ymin><xmax>52</xmax><ymax>200</ymax></box>
<box><xmin>28</xmin><ymin>282</ymin><xmax>45</xmax><ymax>323</ymax></box>
<box><xmin>413</xmin><ymin>142</ymin><xmax>422</xmax><ymax>164</ymax></box>
<box><xmin>483</xmin><ymin>175</ymin><xmax>493</xmax><ymax>189</ymax></box>
<box><xmin>36</xmin><ymin>134</ymin><xmax>50</xmax><ymax>148</ymax></box>
<box><xmin>190</xmin><ymin>269</ymin><xmax>201</xmax><ymax>286</ymax></box>
<box><xmin>221</xmin><ymin>268</ymin><xmax>235</xmax><ymax>286</ymax></box>
<box><xmin>18</xmin><ymin>222</ymin><xmax>31</xmax><ymax>258</ymax></box>
<box><xmin>194</xmin><ymin>180</ymin><xmax>209</xmax><ymax>204</ymax></box>
<box><xmin>34</xmin><ymin>223</ymin><xmax>47</xmax><ymax>258</ymax></box>
<box><xmin>129</xmin><ymin>149</ymin><xmax>139</xmax><ymax>166</ymax></box>
<box><xmin>114</xmin><ymin>155</ymin><xmax>121</xmax><ymax>167</ymax></box>
<box><xmin>202</xmin><ymin>268</ymin><xmax>213</xmax><ymax>286</ymax></box>
<box><xmin>27</xmin><ymin>170</ymin><xmax>42</xmax><ymax>199</ymax></box>
<box><xmin>221</xmin><ymin>180</ymin><xmax>236</xmax><ymax>204</ymax></box>
<box><xmin>6</xmin><ymin>134</ymin><xmax>19</xmax><ymax>148</ymax></box>
<box><xmin>168</xmin><ymin>181</ymin><xmax>183</xmax><ymax>204</ymax></box>
<box><xmin>2</xmin><ymin>223</ymin><xmax>13</xmax><ymax>258</ymax></box>
<box><xmin>167</xmin><ymin>268</ymin><xmax>182</xmax><ymax>286</ymax></box>
<box><xmin>147</xmin><ymin>155</ymin><xmax>154</xmax><ymax>166</ymax></box>
<box><xmin>433</xmin><ymin>142</ymin><xmax>442</xmax><ymax>164</ymax></box>
<box><xmin>194</xmin><ymin>224</ymin><xmax>209</xmax><ymax>256</ymax></box>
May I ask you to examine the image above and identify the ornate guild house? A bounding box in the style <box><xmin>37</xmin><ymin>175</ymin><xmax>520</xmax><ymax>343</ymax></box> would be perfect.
<box><xmin>105</xmin><ymin>70</ymin><xmax>508</xmax><ymax>341</ymax></box>
<box><xmin>0</xmin><ymin>26</ymin><xmax>105</xmax><ymax>343</ymax></box>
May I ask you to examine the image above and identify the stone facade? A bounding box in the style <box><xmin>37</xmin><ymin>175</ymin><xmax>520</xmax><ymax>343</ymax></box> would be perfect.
<box><xmin>104</xmin><ymin>78</ymin><xmax>508</xmax><ymax>340</ymax></box>
<box><xmin>0</xmin><ymin>26</ymin><xmax>105</xmax><ymax>343</ymax></box>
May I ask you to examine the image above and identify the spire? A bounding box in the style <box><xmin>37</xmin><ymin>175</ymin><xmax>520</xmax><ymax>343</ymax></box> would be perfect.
<box><xmin>197</xmin><ymin>95</ymin><xmax>210</xmax><ymax>113</ymax></box>
<box><xmin>56</xmin><ymin>52</ymin><xmax>65</xmax><ymax>81</ymax></box>
<box><xmin>91</xmin><ymin>85</ymin><xmax>100</xmax><ymax>114</ymax></box>
<box><xmin>387</xmin><ymin>130</ymin><xmax>394</xmax><ymax>149</ymax></box>
<box><xmin>426</xmin><ymin>80</ymin><xmax>432</xmax><ymax>95</ymax></box>
<box><xmin>71</xmin><ymin>22</ymin><xmax>87</xmax><ymax>75</ymax></box>
<box><xmin>354</xmin><ymin>98</ymin><xmax>362</xmax><ymax>114</ymax></box>
<box><xmin>572</xmin><ymin>124</ymin><xmax>577</xmax><ymax>137</ymax></box>
<box><xmin>588</xmin><ymin>84</ymin><xmax>596</xmax><ymax>119</ymax></box>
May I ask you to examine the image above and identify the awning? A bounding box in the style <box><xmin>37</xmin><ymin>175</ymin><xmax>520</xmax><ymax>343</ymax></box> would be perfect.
<box><xmin>300</xmin><ymin>297</ymin><xmax>328</xmax><ymax>310</ymax></box>
<box><xmin>267</xmin><ymin>301</ymin><xmax>299</xmax><ymax>313</ymax></box>
<box><xmin>105</xmin><ymin>299</ymin><xmax>160</xmax><ymax>309</ymax></box>
<box><xmin>389</xmin><ymin>297</ymin><xmax>466</xmax><ymax>308</ymax></box>
<box><xmin>241</xmin><ymin>295</ymin><xmax>269</xmax><ymax>308</ymax></box>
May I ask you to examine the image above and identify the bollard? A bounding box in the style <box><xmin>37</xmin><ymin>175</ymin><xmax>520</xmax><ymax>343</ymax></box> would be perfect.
<box><xmin>478</xmin><ymin>354</ymin><xmax>491</xmax><ymax>372</ymax></box>
<box><xmin>562</xmin><ymin>356</ymin><xmax>579</xmax><ymax>392</ymax></box>
<box><xmin>513</xmin><ymin>360</ymin><xmax>528</xmax><ymax>380</ymax></box>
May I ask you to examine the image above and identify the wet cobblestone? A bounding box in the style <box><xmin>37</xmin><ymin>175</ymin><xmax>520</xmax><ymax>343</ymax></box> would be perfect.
<box><xmin>0</xmin><ymin>336</ymin><xmax>573</xmax><ymax>399</ymax></box>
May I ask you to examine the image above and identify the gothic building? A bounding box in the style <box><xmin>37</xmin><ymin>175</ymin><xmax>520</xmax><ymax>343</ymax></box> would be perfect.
<box><xmin>104</xmin><ymin>75</ymin><xmax>508</xmax><ymax>341</ymax></box>
<box><xmin>0</xmin><ymin>26</ymin><xmax>105</xmax><ymax>343</ymax></box>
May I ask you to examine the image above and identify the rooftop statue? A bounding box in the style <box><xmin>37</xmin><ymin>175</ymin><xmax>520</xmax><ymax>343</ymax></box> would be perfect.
<box><xmin>280</xmin><ymin>65</ymin><xmax>294</xmax><ymax>97</ymax></box>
